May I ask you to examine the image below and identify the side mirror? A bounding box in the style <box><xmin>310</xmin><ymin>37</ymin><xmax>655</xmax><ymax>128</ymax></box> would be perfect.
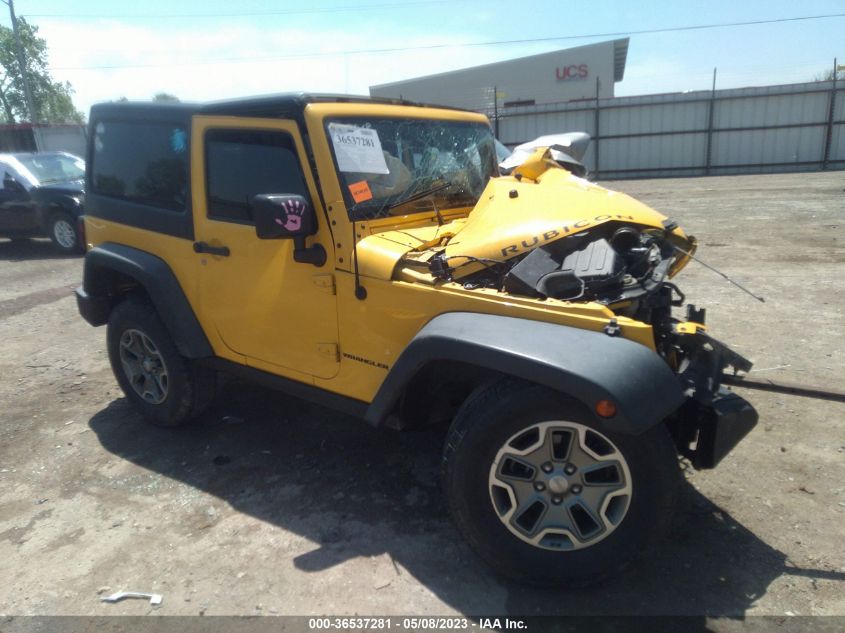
<box><xmin>252</xmin><ymin>193</ymin><xmax>326</xmax><ymax>267</ymax></box>
<box><xmin>3</xmin><ymin>175</ymin><xmax>25</xmax><ymax>194</ymax></box>
<box><xmin>253</xmin><ymin>194</ymin><xmax>316</xmax><ymax>239</ymax></box>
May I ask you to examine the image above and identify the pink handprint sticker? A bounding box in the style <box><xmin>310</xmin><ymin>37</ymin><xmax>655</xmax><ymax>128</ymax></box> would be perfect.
<box><xmin>274</xmin><ymin>198</ymin><xmax>305</xmax><ymax>231</ymax></box>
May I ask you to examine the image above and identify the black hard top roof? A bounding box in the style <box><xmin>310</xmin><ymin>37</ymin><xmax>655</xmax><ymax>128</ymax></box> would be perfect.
<box><xmin>90</xmin><ymin>92</ymin><xmax>468</xmax><ymax>120</ymax></box>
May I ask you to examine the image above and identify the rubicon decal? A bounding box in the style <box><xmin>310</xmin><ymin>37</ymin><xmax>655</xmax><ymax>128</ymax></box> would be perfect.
<box><xmin>500</xmin><ymin>214</ymin><xmax>635</xmax><ymax>257</ymax></box>
<box><xmin>555</xmin><ymin>64</ymin><xmax>588</xmax><ymax>81</ymax></box>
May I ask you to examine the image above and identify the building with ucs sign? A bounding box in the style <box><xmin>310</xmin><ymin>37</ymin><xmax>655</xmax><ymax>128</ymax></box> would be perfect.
<box><xmin>369</xmin><ymin>38</ymin><xmax>628</xmax><ymax>111</ymax></box>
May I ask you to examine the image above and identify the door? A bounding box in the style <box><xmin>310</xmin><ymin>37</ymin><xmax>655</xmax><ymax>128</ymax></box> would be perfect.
<box><xmin>192</xmin><ymin>116</ymin><xmax>339</xmax><ymax>380</ymax></box>
<box><xmin>0</xmin><ymin>166</ymin><xmax>37</xmax><ymax>232</ymax></box>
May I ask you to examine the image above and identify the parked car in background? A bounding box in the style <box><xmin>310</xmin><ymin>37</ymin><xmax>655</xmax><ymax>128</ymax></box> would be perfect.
<box><xmin>0</xmin><ymin>151</ymin><xmax>85</xmax><ymax>253</ymax></box>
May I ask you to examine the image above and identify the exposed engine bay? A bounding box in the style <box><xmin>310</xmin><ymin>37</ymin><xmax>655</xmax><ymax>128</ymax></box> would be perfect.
<box><xmin>429</xmin><ymin>220</ymin><xmax>684</xmax><ymax>326</ymax></box>
<box><xmin>423</xmin><ymin>215</ymin><xmax>756</xmax><ymax>407</ymax></box>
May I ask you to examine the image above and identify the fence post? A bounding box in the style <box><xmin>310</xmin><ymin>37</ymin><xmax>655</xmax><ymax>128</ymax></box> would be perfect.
<box><xmin>704</xmin><ymin>67</ymin><xmax>717</xmax><ymax>176</ymax></box>
<box><xmin>594</xmin><ymin>76</ymin><xmax>600</xmax><ymax>178</ymax></box>
<box><xmin>822</xmin><ymin>58</ymin><xmax>837</xmax><ymax>170</ymax></box>
<box><xmin>493</xmin><ymin>85</ymin><xmax>500</xmax><ymax>138</ymax></box>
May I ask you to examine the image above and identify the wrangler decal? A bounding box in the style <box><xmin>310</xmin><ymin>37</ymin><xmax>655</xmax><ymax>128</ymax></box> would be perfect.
<box><xmin>342</xmin><ymin>352</ymin><xmax>389</xmax><ymax>370</ymax></box>
<box><xmin>500</xmin><ymin>214</ymin><xmax>636</xmax><ymax>257</ymax></box>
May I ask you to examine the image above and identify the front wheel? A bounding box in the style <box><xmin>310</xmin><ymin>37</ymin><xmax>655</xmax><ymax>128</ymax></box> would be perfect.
<box><xmin>48</xmin><ymin>212</ymin><xmax>81</xmax><ymax>254</ymax></box>
<box><xmin>442</xmin><ymin>379</ymin><xmax>680</xmax><ymax>586</ymax></box>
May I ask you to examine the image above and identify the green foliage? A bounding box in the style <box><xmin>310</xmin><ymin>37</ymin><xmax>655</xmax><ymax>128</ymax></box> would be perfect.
<box><xmin>112</xmin><ymin>94</ymin><xmax>180</xmax><ymax>103</ymax></box>
<box><xmin>152</xmin><ymin>93</ymin><xmax>180</xmax><ymax>103</ymax></box>
<box><xmin>0</xmin><ymin>17</ymin><xmax>83</xmax><ymax>124</ymax></box>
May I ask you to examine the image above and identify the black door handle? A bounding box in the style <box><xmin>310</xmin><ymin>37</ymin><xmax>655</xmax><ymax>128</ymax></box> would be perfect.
<box><xmin>193</xmin><ymin>241</ymin><xmax>230</xmax><ymax>257</ymax></box>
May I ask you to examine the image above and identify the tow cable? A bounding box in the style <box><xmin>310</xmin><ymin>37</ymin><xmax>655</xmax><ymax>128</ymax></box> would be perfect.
<box><xmin>721</xmin><ymin>374</ymin><xmax>845</xmax><ymax>404</ymax></box>
<box><xmin>670</xmin><ymin>246</ymin><xmax>843</xmax><ymax>402</ymax></box>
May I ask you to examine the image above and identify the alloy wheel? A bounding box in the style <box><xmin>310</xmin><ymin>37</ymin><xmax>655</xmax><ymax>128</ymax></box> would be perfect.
<box><xmin>119</xmin><ymin>328</ymin><xmax>169</xmax><ymax>404</ymax></box>
<box><xmin>53</xmin><ymin>219</ymin><xmax>77</xmax><ymax>249</ymax></box>
<box><xmin>488</xmin><ymin>421</ymin><xmax>632</xmax><ymax>551</ymax></box>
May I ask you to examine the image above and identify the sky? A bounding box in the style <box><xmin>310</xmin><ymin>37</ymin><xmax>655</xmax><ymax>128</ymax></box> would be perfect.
<box><xmin>2</xmin><ymin>0</ymin><xmax>843</xmax><ymax>116</ymax></box>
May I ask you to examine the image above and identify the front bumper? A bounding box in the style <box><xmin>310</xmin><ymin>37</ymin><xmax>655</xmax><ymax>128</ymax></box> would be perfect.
<box><xmin>75</xmin><ymin>286</ymin><xmax>110</xmax><ymax>326</ymax></box>
<box><xmin>673</xmin><ymin>389</ymin><xmax>759</xmax><ymax>469</ymax></box>
<box><xmin>668</xmin><ymin>327</ymin><xmax>759</xmax><ymax>469</ymax></box>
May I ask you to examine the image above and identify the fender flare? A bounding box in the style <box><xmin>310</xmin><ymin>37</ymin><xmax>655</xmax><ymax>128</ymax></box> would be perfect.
<box><xmin>365</xmin><ymin>312</ymin><xmax>685</xmax><ymax>434</ymax></box>
<box><xmin>78</xmin><ymin>243</ymin><xmax>213</xmax><ymax>359</ymax></box>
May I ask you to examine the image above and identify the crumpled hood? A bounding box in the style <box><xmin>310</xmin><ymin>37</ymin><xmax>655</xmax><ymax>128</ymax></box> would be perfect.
<box><xmin>443</xmin><ymin>169</ymin><xmax>684</xmax><ymax>274</ymax></box>
<box><xmin>356</xmin><ymin>165</ymin><xmax>691</xmax><ymax>281</ymax></box>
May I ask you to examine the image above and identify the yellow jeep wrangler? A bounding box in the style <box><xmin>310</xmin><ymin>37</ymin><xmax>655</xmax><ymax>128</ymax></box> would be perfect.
<box><xmin>75</xmin><ymin>94</ymin><xmax>757</xmax><ymax>585</ymax></box>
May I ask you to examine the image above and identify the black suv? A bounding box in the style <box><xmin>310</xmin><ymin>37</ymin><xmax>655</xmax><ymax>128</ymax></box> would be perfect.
<box><xmin>0</xmin><ymin>151</ymin><xmax>85</xmax><ymax>253</ymax></box>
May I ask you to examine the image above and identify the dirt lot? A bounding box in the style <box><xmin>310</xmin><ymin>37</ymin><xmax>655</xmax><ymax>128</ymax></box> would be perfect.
<box><xmin>0</xmin><ymin>171</ymin><xmax>843</xmax><ymax>620</ymax></box>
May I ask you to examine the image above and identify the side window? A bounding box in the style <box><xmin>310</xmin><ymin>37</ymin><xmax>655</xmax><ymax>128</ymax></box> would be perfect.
<box><xmin>92</xmin><ymin>121</ymin><xmax>188</xmax><ymax>212</ymax></box>
<box><xmin>2</xmin><ymin>166</ymin><xmax>26</xmax><ymax>193</ymax></box>
<box><xmin>205</xmin><ymin>129</ymin><xmax>309</xmax><ymax>223</ymax></box>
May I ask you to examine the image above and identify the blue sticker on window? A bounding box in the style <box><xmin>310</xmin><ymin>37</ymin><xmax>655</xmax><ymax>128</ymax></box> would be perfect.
<box><xmin>170</xmin><ymin>128</ymin><xmax>187</xmax><ymax>153</ymax></box>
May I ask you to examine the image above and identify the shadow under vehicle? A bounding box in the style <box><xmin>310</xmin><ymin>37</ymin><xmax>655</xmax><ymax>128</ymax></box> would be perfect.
<box><xmin>88</xmin><ymin>386</ymin><xmax>845</xmax><ymax>622</ymax></box>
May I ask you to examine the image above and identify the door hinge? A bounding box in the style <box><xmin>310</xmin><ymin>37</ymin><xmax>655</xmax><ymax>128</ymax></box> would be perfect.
<box><xmin>313</xmin><ymin>274</ymin><xmax>336</xmax><ymax>295</ymax></box>
<box><xmin>317</xmin><ymin>343</ymin><xmax>339</xmax><ymax>362</ymax></box>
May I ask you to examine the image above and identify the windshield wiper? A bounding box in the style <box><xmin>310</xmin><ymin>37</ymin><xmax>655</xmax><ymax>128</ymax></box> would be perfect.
<box><xmin>384</xmin><ymin>181</ymin><xmax>452</xmax><ymax>212</ymax></box>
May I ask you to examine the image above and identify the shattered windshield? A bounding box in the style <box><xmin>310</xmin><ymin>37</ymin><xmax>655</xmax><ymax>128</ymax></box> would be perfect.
<box><xmin>326</xmin><ymin>117</ymin><xmax>497</xmax><ymax>221</ymax></box>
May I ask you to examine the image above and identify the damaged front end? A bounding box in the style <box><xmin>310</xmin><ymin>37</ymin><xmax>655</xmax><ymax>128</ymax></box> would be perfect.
<box><xmin>666</xmin><ymin>320</ymin><xmax>758</xmax><ymax>469</ymax></box>
<box><xmin>391</xmin><ymin>148</ymin><xmax>758</xmax><ymax>467</ymax></box>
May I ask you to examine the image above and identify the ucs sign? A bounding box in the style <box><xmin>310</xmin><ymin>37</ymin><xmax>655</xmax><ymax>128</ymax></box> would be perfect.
<box><xmin>556</xmin><ymin>64</ymin><xmax>588</xmax><ymax>81</ymax></box>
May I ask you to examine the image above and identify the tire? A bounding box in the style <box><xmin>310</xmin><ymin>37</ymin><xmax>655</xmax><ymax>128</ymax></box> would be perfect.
<box><xmin>48</xmin><ymin>212</ymin><xmax>81</xmax><ymax>254</ymax></box>
<box><xmin>107</xmin><ymin>296</ymin><xmax>215</xmax><ymax>427</ymax></box>
<box><xmin>442</xmin><ymin>378</ymin><xmax>680</xmax><ymax>586</ymax></box>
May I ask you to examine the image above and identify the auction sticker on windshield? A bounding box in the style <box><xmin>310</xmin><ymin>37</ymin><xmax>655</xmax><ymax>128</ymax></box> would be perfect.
<box><xmin>329</xmin><ymin>123</ymin><xmax>389</xmax><ymax>174</ymax></box>
<box><xmin>348</xmin><ymin>180</ymin><xmax>373</xmax><ymax>203</ymax></box>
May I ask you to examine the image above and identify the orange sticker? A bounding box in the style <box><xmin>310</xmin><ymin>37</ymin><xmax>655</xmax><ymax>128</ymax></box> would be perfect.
<box><xmin>349</xmin><ymin>180</ymin><xmax>373</xmax><ymax>203</ymax></box>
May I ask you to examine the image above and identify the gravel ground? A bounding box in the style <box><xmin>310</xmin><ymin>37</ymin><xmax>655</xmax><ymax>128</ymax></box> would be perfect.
<box><xmin>0</xmin><ymin>171</ymin><xmax>843</xmax><ymax>620</ymax></box>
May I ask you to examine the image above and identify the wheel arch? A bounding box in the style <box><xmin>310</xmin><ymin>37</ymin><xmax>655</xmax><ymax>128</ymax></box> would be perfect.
<box><xmin>365</xmin><ymin>312</ymin><xmax>686</xmax><ymax>434</ymax></box>
<box><xmin>36</xmin><ymin>195</ymin><xmax>83</xmax><ymax>230</ymax></box>
<box><xmin>76</xmin><ymin>243</ymin><xmax>213</xmax><ymax>359</ymax></box>
<box><xmin>377</xmin><ymin>359</ymin><xmax>503</xmax><ymax>429</ymax></box>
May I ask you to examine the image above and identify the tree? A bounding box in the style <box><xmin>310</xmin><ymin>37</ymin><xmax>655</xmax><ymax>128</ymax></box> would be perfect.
<box><xmin>814</xmin><ymin>67</ymin><xmax>844</xmax><ymax>83</ymax></box>
<box><xmin>0</xmin><ymin>17</ymin><xmax>83</xmax><ymax>124</ymax></box>
<box><xmin>112</xmin><ymin>94</ymin><xmax>180</xmax><ymax>103</ymax></box>
<box><xmin>152</xmin><ymin>93</ymin><xmax>180</xmax><ymax>103</ymax></box>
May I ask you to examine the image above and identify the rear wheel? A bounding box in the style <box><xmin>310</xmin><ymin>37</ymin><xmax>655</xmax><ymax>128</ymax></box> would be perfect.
<box><xmin>107</xmin><ymin>297</ymin><xmax>215</xmax><ymax>426</ymax></box>
<box><xmin>442</xmin><ymin>379</ymin><xmax>680</xmax><ymax>586</ymax></box>
<box><xmin>48</xmin><ymin>212</ymin><xmax>81</xmax><ymax>253</ymax></box>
